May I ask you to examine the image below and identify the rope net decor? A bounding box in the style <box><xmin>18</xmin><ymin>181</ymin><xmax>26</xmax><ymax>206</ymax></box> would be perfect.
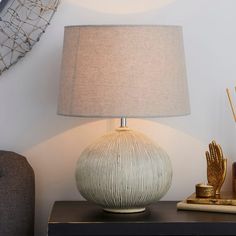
<box><xmin>0</xmin><ymin>0</ymin><xmax>60</xmax><ymax>74</ymax></box>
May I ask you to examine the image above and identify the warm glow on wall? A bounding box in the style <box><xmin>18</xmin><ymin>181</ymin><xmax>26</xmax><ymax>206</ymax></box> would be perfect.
<box><xmin>68</xmin><ymin>0</ymin><xmax>176</xmax><ymax>14</ymax></box>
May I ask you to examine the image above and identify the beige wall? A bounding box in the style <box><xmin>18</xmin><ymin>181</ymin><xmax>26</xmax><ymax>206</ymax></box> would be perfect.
<box><xmin>1</xmin><ymin>0</ymin><xmax>236</xmax><ymax>235</ymax></box>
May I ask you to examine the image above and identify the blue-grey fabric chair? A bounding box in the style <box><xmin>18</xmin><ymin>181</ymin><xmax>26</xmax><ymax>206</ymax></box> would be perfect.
<box><xmin>0</xmin><ymin>151</ymin><xmax>35</xmax><ymax>236</ymax></box>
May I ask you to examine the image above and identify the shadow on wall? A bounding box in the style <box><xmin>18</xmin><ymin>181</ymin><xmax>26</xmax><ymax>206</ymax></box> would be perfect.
<box><xmin>24</xmin><ymin>117</ymin><xmax>234</xmax><ymax>203</ymax></box>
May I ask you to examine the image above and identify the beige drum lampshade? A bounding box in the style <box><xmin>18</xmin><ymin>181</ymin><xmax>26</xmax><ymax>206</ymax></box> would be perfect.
<box><xmin>58</xmin><ymin>25</ymin><xmax>190</xmax><ymax>117</ymax></box>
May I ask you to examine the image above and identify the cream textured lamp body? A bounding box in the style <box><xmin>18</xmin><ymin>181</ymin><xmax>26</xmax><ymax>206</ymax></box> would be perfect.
<box><xmin>76</xmin><ymin>128</ymin><xmax>172</xmax><ymax>213</ymax></box>
<box><xmin>58</xmin><ymin>26</ymin><xmax>190</xmax><ymax>213</ymax></box>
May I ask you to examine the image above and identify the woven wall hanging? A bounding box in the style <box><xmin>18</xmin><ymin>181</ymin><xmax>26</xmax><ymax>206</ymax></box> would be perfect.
<box><xmin>0</xmin><ymin>0</ymin><xmax>60</xmax><ymax>75</ymax></box>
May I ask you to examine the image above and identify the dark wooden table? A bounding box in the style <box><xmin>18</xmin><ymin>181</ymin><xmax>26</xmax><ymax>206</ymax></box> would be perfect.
<box><xmin>48</xmin><ymin>201</ymin><xmax>236</xmax><ymax>236</ymax></box>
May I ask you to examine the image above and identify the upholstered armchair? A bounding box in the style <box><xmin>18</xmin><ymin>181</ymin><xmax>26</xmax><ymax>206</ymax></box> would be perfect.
<box><xmin>0</xmin><ymin>151</ymin><xmax>35</xmax><ymax>236</ymax></box>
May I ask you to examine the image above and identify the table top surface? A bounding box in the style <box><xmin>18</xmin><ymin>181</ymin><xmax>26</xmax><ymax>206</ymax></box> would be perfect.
<box><xmin>48</xmin><ymin>200</ymin><xmax>236</xmax><ymax>224</ymax></box>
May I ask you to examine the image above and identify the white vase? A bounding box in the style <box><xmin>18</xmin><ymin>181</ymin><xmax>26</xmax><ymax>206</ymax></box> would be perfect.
<box><xmin>75</xmin><ymin>127</ymin><xmax>172</xmax><ymax>213</ymax></box>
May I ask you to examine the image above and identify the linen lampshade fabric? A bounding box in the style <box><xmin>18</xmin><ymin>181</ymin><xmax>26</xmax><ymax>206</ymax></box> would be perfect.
<box><xmin>58</xmin><ymin>25</ymin><xmax>190</xmax><ymax>117</ymax></box>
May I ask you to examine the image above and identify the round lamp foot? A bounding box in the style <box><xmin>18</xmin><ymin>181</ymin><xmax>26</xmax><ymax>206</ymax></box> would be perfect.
<box><xmin>104</xmin><ymin>207</ymin><xmax>146</xmax><ymax>214</ymax></box>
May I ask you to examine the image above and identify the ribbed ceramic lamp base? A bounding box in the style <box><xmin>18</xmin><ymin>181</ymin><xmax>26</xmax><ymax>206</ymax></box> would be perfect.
<box><xmin>75</xmin><ymin>128</ymin><xmax>172</xmax><ymax>213</ymax></box>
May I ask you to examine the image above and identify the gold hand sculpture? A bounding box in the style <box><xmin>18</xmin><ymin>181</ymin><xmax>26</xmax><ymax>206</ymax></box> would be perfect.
<box><xmin>205</xmin><ymin>141</ymin><xmax>227</xmax><ymax>195</ymax></box>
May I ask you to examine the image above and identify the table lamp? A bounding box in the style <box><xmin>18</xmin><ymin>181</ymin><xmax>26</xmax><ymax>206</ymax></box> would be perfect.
<box><xmin>58</xmin><ymin>25</ymin><xmax>190</xmax><ymax>213</ymax></box>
